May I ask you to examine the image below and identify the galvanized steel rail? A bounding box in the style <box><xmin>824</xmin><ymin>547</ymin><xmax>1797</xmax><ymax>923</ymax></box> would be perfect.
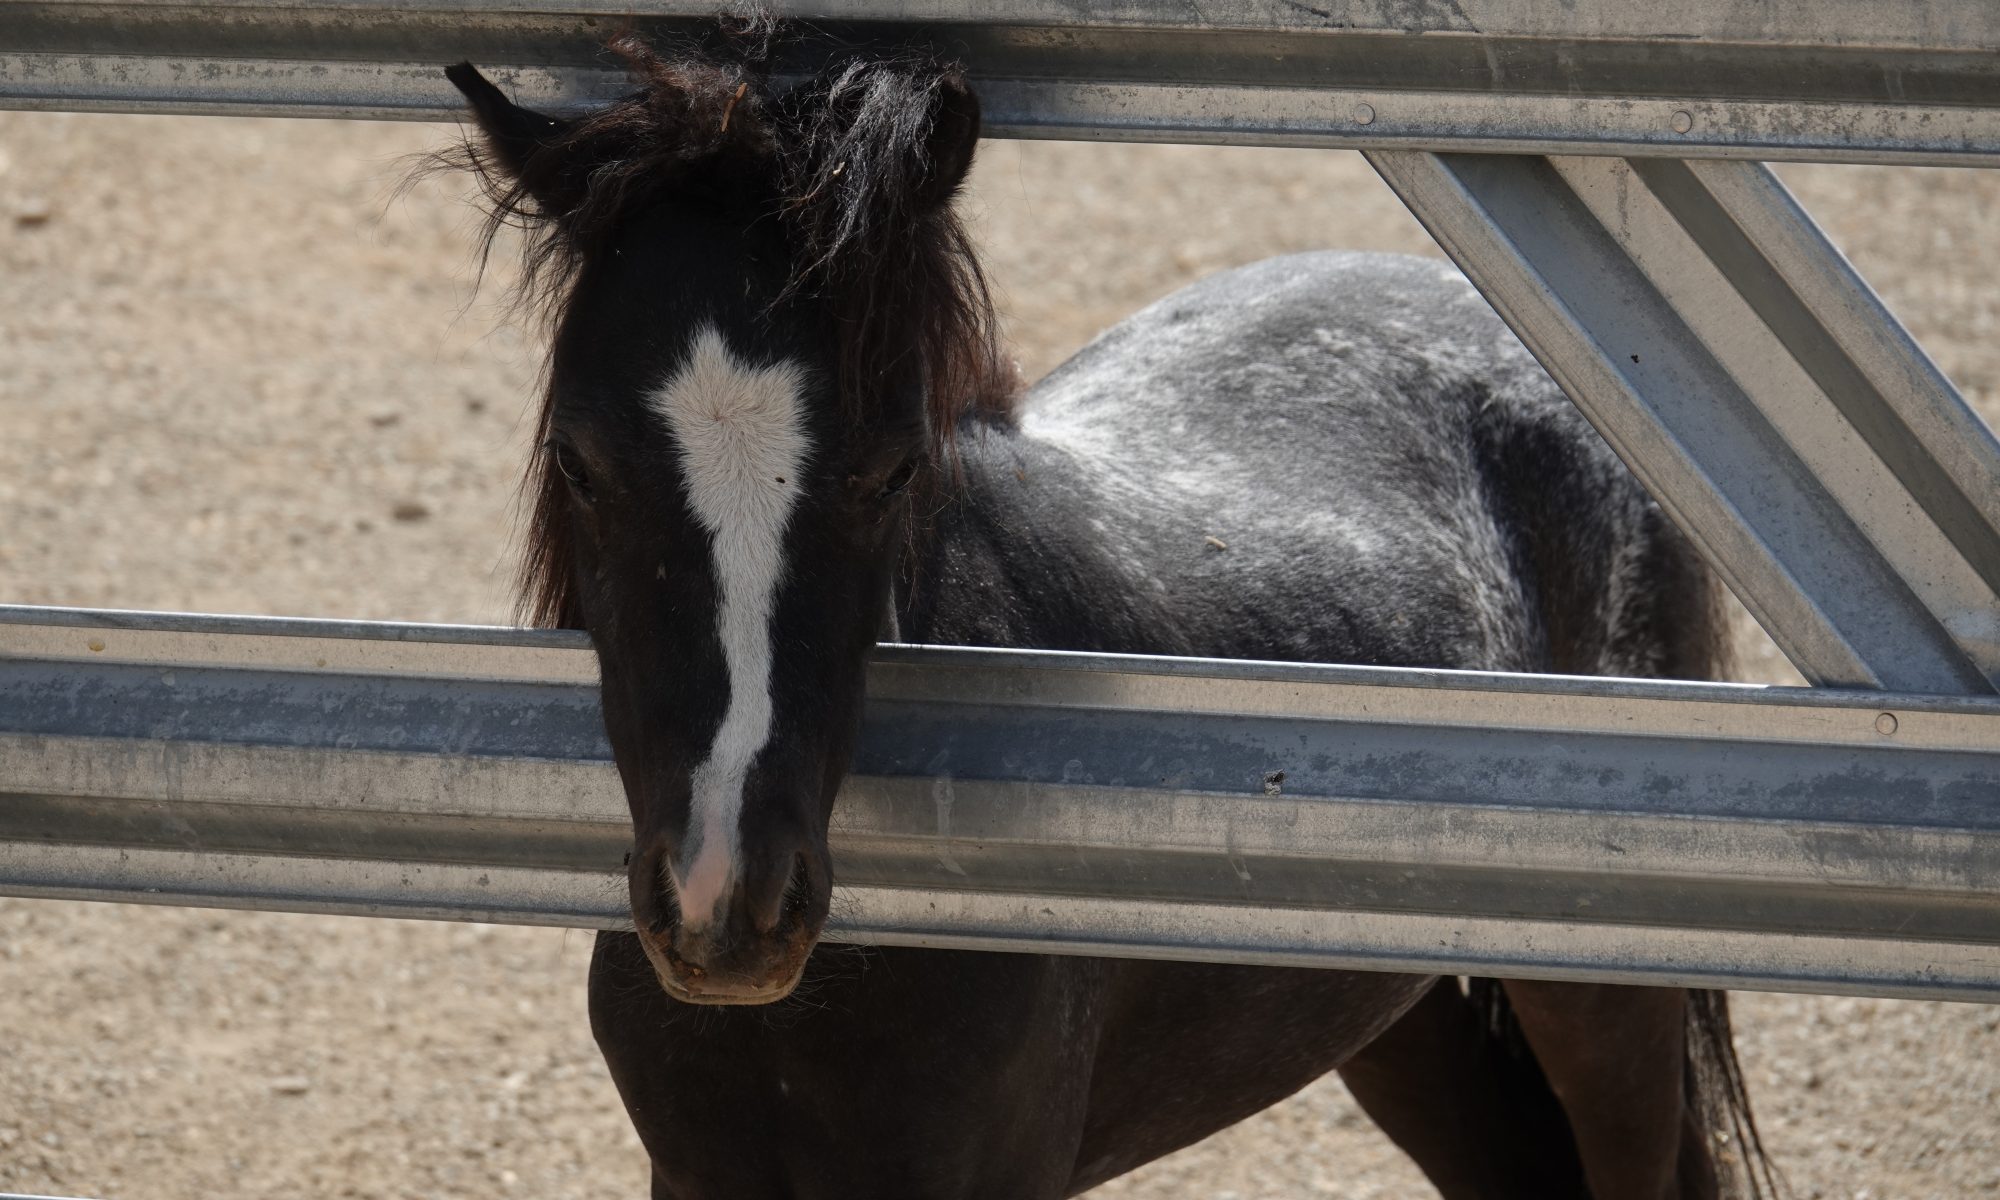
<box><xmin>5</xmin><ymin>606</ymin><xmax>1998</xmax><ymax>1001</ymax></box>
<box><xmin>4</xmin><ymin>1</ymin><xmax>2000</xmax><ymax>165</ymax></box>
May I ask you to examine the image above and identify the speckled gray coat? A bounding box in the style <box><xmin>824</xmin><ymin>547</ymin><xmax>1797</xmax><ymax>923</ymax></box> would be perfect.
<box><xmin>903</xmin><ymin>251</ymin><xmax>1721</xmax><ymax>683</ymax></box>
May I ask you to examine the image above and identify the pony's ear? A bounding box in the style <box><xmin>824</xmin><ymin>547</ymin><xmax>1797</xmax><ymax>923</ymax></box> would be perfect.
<box><xmin>916</xmin><ymin>74</ymin><xmax>980</xmax><ymax>212</ymax></box>
<box><xmin>445</xmin><ymin>62</ymin><xmax>583</xmax><ymax>212</ymax></box>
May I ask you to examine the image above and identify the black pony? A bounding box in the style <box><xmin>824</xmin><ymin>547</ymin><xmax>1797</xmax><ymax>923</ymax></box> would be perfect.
<box><xmin>444</xmin><ymin>23</ymin><xmax>1774</xmax><ymax>1199</ymax></box>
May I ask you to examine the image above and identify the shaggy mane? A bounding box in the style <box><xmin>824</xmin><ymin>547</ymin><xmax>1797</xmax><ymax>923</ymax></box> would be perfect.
<box><xmin>440</xmin><ymin>19</ymin><xmax>1016</xmax><ymax>629</ymax></box>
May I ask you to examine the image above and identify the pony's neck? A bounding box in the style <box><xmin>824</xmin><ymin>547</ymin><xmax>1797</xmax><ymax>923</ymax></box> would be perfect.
<box><xmin>887</xmin><ymin>419</ymin><xmax>1187</xmax><ymax>657</ymax></box>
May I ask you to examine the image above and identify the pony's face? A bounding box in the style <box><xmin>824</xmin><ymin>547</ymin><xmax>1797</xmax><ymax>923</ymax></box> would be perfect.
<box><xmin>554</xmin><ymin>209</ymin><xmax>920</xmax><ymax>1004</ymax></box>
<box><xmin>449</xmin><ymin>48</ymin><xmax>986</xmax><ymax>1004</ymax></box>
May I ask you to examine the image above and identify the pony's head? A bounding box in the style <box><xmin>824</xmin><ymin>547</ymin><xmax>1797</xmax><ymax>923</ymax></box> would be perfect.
<box><xmin>448</xmin><ymin>27</ymin><xmax>1006</xmax><ymax>1004</ymax></box>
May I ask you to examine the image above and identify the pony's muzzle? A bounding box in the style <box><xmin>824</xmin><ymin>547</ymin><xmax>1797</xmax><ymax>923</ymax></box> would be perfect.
<box><xmin>629</xmin><ymin>838</ymin><xmax>828</xmax><ymax>1005</ymax></box>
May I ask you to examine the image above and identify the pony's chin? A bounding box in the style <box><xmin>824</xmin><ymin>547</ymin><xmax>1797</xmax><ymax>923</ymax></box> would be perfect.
<box><xmin>636</xmin><ymin>927</ymin><xmax>812</xmax><ymax>1007</ymax></box>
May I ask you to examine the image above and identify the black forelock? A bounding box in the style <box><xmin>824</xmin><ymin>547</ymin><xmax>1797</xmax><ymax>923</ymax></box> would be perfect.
<box><xmin>443</xmin><ymin>19</ymin><xmax>1018</xmax><ymax>630</ymax></box>
<box><xmin>447</xmin><ymin>20</ymin><xmax>782</xmax><ymax>319</ymax></box>
<box><xmin>445</xmin><ymin>19</ymin><xmax>1011</xmax><ymax>422</ymax></box>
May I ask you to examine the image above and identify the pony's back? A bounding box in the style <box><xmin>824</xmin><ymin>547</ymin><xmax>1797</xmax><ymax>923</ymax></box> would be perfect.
<box><xmin>943</xmin><ymin>250</ymin><xmax>1731</xmax><ymax>685</ymax></box>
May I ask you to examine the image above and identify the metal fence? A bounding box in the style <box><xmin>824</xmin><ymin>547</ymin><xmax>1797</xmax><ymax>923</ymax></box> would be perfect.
<box><xmin>7</xmin><ymin>605</ymin><xmax>2000</xmax><ymax>1000</ymax></box>
<box><xmin>3</xmin><ymin>0</ymin><xmax>1999</xmax><ymax>1001</ymax></box>
<box><xmin>7</xmin><ymin>1</ymin><xmax>2000</xmax><ymax>165</ymax></box>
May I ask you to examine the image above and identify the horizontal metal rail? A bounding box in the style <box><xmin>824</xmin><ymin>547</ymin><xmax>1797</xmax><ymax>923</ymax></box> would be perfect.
<box><xmin>4</xmin><ymin>605</ymin><xmax>1998</xmax><ymax>1001</ymax></box>
<box><xmin>3</xmin><ymin>1</ymin><xmax>1999</xmax><ymax>164</ymax></box>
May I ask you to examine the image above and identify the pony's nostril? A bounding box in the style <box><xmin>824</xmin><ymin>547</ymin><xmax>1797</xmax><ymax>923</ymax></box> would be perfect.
<box><xmin>629</xmin><ymin>843</ymin><xmax>681</xmax><ymax>937</ymax></box>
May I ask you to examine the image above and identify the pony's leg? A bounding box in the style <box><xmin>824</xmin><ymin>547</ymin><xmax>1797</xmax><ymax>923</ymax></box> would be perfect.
<box><xmin>1500</xmin><ymin>980</ymin><xmax>1713</xmax><ymax>1200</ymax></box>
<box><xmin>1337</xmin><ymin>979</ymin><xmax>1589</xmax><ymax>1199</ymax></box>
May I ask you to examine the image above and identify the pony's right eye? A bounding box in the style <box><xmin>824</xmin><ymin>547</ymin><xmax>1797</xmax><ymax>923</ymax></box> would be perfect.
<box><xmin>877</xmin><ymin>458</ymin><xmax>919</xmax><ymax>501</ymax></box>
<box><xmin>551</xmin><ymin>441</ymin><xmax>593</xmax><ymax>500</ymax></box>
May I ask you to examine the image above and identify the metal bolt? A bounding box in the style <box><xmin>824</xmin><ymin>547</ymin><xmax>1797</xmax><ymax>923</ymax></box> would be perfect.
<box><xmin>1875</xmin><ymin>712</ymin><xmax>1899</xmax><ymax>736</ymax></box>
<box><xmin>1670</xmin><ymin>109</ymin><xmax>1694</xmax><ymax>134</ymax></box>
<box><xmin>1354</xmin><ymin>103</ymin><xmax>1376</xmax><ymax>126</ymax></box>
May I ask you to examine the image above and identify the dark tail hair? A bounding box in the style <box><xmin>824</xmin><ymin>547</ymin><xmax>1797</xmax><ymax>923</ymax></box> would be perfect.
<box><xmin>1686</xmin><ymin>989</ymin><xmax>1784</xmax><ymax>1199</ymax></box>
<box><xmin>1646</xmin><ymin>437</ymin><xmax>1782</xmax><ymax>1197</ymax></box>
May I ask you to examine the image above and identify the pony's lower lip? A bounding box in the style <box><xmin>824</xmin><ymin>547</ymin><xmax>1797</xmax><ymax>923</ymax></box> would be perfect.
<box><xmin>637</xmin><ymin>927</ymin><xmax>812</xmax><ymax>1006</ymax></box>
<box><xmin>655</xmin><ymin>960</ymin><xmax>808</xmax><ymax>1006</ymax></box>
<box><xmin>659</xmin><ymin>976</ymin><xmax>795</xmax><ymax>1005</ymax></box>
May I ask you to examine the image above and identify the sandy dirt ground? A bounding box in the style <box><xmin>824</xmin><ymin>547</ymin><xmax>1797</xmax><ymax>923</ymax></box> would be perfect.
<box><xmin>1</xmin><ymin>109</ymin><xmax>1998</xmax><ymax>1199</ymax></box>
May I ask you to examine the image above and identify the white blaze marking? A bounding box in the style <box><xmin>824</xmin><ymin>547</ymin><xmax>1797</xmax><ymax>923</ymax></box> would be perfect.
<box><xmin>648</xmin><ymin>325</ymin><xmax>810</xmax><ymax>930</ymax></box>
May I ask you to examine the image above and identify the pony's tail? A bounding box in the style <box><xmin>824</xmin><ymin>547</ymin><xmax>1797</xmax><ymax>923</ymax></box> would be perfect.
<box><xmin>1685</xmin><ymin>989</ymin><xmax>1785</xmax><ymax>1199</ymax></box>
<box><xmin>1657</xmin><ymin>487</ymin><xmax>1784</xmax><ymax>1198</ymax></box>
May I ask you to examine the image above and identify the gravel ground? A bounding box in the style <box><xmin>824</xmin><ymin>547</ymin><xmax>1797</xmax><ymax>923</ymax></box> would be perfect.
<box><xmin>1</xmin><ymin>111</ymin><xmax>1997</xmax><ymax>1199</ymax></box>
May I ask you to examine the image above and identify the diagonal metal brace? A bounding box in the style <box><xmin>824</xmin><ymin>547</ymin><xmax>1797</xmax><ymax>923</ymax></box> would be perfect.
<box><xmin>1369</xmin><ymin>151</ymin><xmax>2000</xmax><ymax>694</ymax></box>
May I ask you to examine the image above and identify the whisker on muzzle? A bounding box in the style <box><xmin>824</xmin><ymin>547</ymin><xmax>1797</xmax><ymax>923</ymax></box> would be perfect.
<box><xmin>781</xmin><ymin>851</ymin><xmax>815</xmax><ymax>925</ymax></box>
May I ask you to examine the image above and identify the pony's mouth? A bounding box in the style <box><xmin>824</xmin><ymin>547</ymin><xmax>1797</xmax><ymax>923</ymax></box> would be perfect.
<box><xmin>636</xmin><ymin>921</ymin><xmax>815</xmax><ymax>1006</ymax></box>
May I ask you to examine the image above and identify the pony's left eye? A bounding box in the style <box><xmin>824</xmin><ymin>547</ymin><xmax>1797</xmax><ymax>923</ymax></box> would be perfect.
<box><xmin>877</xmin><ymin>459</ymin><xmax>918</xmax><ymax>501</ymax></box>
